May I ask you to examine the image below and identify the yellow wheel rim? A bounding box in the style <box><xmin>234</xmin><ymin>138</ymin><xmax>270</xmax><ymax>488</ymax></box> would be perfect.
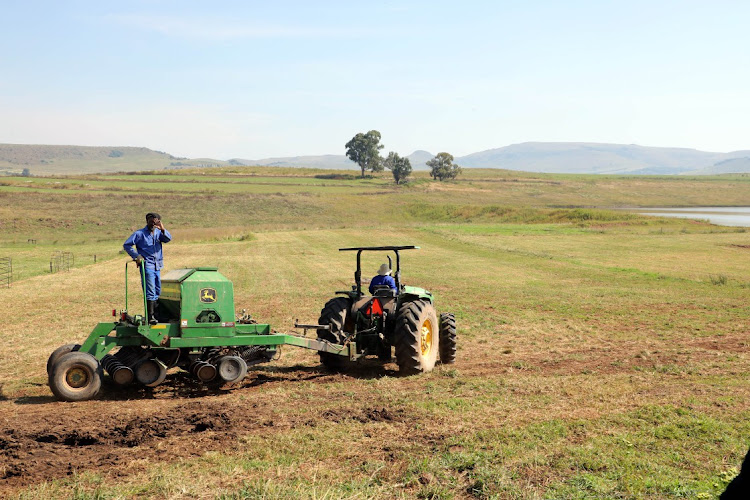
<box><xmin>420</xmin><ymin>319</ymin><xmax>433</xmax><ymax>357</ymax></box>
<box><xmin>66</xmin><ymin>366</ymin><xmax>89</xmax><ymax>389</ymax></box>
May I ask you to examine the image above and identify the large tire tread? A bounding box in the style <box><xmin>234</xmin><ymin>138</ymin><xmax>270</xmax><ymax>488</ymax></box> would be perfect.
<box><xmin>439</xmin><ymin>313</ymin><xmax>457</xmax><ymax>364</ymax></box>
<box><xmin>394</xmin><ymin>299</ymin><xmax>439</xmax><ymax>375</ymax></box>
<box><xmin>316</xmin><ymin>297</ymin><xmax>351</xmax><ymax>371</ymax></box>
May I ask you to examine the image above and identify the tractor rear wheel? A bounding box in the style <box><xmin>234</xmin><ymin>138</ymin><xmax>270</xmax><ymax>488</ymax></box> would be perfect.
<box><xmin>394</xmin><ymin>299</ymin><xmax>439</xmax><ymax>374</ymax></box>
<box><xmin>316</xmin><ymin>297</ymin><xmax>352</xmax><ymax>372</ymax></box>
<box><xmin>49</xmin><ymin>351</ymin><xmax>102</xmax><ymax>402</ymax></box>
<box><xmin>439</xmin><ymin>313</ymin><xmax>457</xmax><ymax>364</ymax></box>
<box><xmin>46</xmin><ymin>343</ymin><xmax>80</xmax><ymax>377</ymax></box>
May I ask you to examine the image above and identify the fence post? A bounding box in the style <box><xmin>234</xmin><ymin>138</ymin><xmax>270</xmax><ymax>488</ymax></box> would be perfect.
<box><xmin>0</xmin><ymin>257</ymin><xmax>12</xmax><ymax>287</ymax></box>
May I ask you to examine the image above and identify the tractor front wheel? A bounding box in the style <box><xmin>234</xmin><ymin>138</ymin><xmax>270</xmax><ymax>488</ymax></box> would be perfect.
<box><xmin>49</xmin><ymin>351</ymin><xmax>102</xmax><ymax>402</ymax></box>
<box><xmin>439</xmin><ymin>313</ymin><xmax>457</xmax><ymax>364</ymax></box>
<box><xmin>395</xmin><ymin>300</ymin><xmax>439</xmax><ymax>374</ymax></box>
<box><xmin>316</xmin><ymin>297</ymin><xmax>352</xmax><ymax>372</ymax></box>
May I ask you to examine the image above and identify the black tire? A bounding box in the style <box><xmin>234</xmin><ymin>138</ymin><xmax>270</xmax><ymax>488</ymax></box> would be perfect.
<box><xmin>394</xmin><ymin>300</ymin><xmax>439</xmax><ymax>374</ymax></box>
<box><xmin>46</xmin><ymin>343</ymin><xmax>80</xmax><ymax>377</ymax></box>
<box><xmin>316</xmin><ymin>297</ymin><xmax>352</xmax><ymax>371</ymax></box>
<box><xmin>439</xmin><ymin>313</ymin><xmax>457</xmax><ymax>364</ymax></box>
<box><xmin>49</xmin><ymin>351</ymin><xmax>102</xmax><ymax>402</ymax></box>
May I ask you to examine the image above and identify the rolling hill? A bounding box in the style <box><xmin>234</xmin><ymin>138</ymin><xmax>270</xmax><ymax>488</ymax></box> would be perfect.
<box><xmin>457</xmin><ymin>143</ymin><xmax>750</xmax><ymax>175</ymax></box>
<box><xmin>0</xmin><ymin>144</ymin><xmax>229</xmax><ymax>176</ymax></box>
<box><xmin>687</xmin><ymin>156</ymin><xmax>750</xmax><ymax>175</ymax></box>
<box><xmin>4</xmin><ymin>142</ymin><xmax>750</xmax><ymax>176</ymax></box>
<box><xmin>233</xmin><ymin>143</ymin><xmax>750</xmax><ymax>175</ymax></box>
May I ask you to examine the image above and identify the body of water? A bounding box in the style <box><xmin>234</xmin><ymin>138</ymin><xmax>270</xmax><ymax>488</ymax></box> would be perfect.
<box><xmin>634</xmin><ymin>207</ymin><xmax>750</xmax><ymax>227</ymax></box>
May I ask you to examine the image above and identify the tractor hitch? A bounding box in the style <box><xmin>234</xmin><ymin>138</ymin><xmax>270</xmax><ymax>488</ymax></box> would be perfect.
<box><xmin>294</xmin><ymin>321</ymin><xmax>331</xmax><ymax>335</ymax></box>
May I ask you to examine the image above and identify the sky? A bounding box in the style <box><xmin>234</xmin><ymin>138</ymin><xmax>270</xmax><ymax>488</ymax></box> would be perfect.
<box><xmin>1</xmin><ymin>1</ymin><xmax>749</xmax><ymax>160</ymax></box>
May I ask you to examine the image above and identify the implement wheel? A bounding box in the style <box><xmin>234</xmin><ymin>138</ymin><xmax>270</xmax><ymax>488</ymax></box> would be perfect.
<box><xmin>395</xmin><ymin>299</ymin><xmax>439</xmax><ymax>374</ymax></box>
<box><xmin>46</xmin><ymin>343</ymin><xmax>80</xmax><ymax>377</ymax></box>
<box><xmin>439</xmin><ymin>313</ymin><xmax>457</xmax><ymax>364</ymax></box>
<box><xmin>218</xmin><ymin>355</ymin><xmax>248</xmax><ymax>384</ymax></box>
<box><xmin>49</xmin><ymin>351</ymin><xmax>102</xmax><ymax>402</ymax></box>
<box><xmin>316</xmin><ymin>297</ymin><xmax>352</xmax><ymax>372</ymax></box>
<box><xmin>134</xmin><ymin>359</ymin><xmax>168</xmax><ymax>387</ymax></box>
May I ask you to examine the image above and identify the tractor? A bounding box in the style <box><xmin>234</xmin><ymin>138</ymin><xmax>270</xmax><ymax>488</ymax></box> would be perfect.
<box><xmin>315</xmin><ymin>246</ymin><xmax>456</xmax><ymax>374</ymax></box>
<box><xmin>46</xmin><ymin>246</ymin><xmax>457</xmax><ymax>402</ymax></box>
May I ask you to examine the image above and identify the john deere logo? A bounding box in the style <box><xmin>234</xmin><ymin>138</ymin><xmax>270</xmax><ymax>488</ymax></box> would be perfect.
<box><xmin>200</xmin><ymin>288</ymin><xmax>217</xmax><ymax>303</ymax></box>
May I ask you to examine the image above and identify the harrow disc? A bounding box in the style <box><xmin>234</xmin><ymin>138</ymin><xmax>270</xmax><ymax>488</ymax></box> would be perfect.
<box><xmin>190</xmin><ymin>360</ymin><xmax>217</xmax><ymax>382</ymax></box>
<box><xmin>135</xmin><ymin>359</ymin><xmax>168</xmax><ymax>387</ymax></box>
<box><xmin>217</xmin><ymin>356</ymin><xmax>247</xmax><ymax>384</ymax></box>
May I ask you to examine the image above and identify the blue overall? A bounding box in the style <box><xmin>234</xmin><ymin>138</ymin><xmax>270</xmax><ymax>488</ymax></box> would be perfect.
<box><xmin>369</xmin><ymin>274</ymin><xmax>396</xmax><ymax>294</ymax></box>
<box><xmin>123</xmin><ymin>226</ymin><xmax>172</xmax><ymax>301</ymax></box>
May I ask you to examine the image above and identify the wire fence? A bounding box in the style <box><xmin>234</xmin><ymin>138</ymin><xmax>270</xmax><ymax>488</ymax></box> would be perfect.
<box><xmin>50</xmin><ymin>251</ymin><xmax>74</xmax><ymax>273</ymax></box>
<box><xmin>0</xmin><ymin>257</ymin><xmax>11</xmax><ymax>287</ymax></box>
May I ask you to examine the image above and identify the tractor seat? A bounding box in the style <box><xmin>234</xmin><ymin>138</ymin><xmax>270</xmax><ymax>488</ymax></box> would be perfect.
<box><xmin>373</xmin><ymin>287</ymin><xmax>397</xmax><ymax>298</ymax></box>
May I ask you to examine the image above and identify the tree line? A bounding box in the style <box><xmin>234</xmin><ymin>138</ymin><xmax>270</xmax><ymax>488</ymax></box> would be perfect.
<box><xmin>345</xmin><ymin>130</ymin><xmax>462</xmax><ymax>184</ymax></box>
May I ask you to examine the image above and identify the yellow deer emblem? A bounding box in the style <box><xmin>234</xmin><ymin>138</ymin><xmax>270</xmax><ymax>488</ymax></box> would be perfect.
<box><xmin>199</xmin><ymin>288</ymin><xmax>217</xmax><ymax>303</ymax></box>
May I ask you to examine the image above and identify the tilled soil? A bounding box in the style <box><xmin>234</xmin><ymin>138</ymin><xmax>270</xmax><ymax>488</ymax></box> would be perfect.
<box><xmin>0</xmin><ymin>367</ymin><xmax>409</xmax><ymax>496</ymax></box>
<box><xmin>2</xmin><ymin>337</ymin><xmax>743</xmax><ymax>497</ymax></box>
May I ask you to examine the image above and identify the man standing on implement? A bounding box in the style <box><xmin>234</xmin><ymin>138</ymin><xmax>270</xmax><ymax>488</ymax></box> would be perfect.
<box><xmin>123</xmin><ymin>213</ymin><xmax>172</xmax><ymax>325</ymax></box>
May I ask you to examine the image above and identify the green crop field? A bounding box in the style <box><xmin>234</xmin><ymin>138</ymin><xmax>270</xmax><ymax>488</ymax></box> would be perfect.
<box><xmin>0</xmin><ymin>167</ymin><xmax>749</xmax><ymax>499</ymax></box>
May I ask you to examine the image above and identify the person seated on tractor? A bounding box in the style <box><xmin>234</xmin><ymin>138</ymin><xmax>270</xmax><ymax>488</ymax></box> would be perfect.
<box><xmin>369</xmin><ymin>263</ymin><xmax>397</xmax><ymax>295</ymax></box>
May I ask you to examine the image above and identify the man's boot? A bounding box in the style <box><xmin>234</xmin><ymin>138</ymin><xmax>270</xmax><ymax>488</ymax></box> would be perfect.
<box><xmin>148</xmin><ymin>300</ymin><xmax>158</xmax><ymax>325</ymax></box>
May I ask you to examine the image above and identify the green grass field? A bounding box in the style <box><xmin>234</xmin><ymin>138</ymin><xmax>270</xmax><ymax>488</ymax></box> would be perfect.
<box><xmin>1</xmin><ymin>167</ymin><xmax>749</xmax><ymax>499</ymax></box>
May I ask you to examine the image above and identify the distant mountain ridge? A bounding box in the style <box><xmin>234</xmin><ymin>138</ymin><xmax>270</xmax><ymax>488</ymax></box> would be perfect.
<box><xmin>689</xmin><ymin>156</ymin><xmax>750</xmax><ymax>175</ymax></box>
<box><xmin>232</xmin><ymin>149</ymin><xmax>435</xmax><ymax>171</ymax></box>
<box><xmin>0</xmin><ymin>144</ymin><xmax>174</xmax><ymax>164</ymax></box>
<box><xmin>457</xmin><ymin>142</ymin><xmax>750</xmax><ymax>175</ymax></box>
<box><xmin>232</xmin><ymin>154</ymin><xmax>354</xmax><ymax>170</ymax></box>
<box><xmin>4</xmin><ymin>142</ymin><xmax>750</xmax><ymax>176</ymax></box>
<box><xmin>234</xmin><ymin>142</ymin><xmax>750</xmax><ymax>175</ymax></box>
<box><xmin>0</xmin><ymin>144</ymin><xmax>226</xmax><ymax>175</ymax></box>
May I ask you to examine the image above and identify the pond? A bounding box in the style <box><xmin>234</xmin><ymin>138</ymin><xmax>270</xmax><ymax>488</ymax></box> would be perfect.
<box><xmin>633</xmin><ymin>207</ymin><xmax>750</xmax><ymax>227</ymax></box>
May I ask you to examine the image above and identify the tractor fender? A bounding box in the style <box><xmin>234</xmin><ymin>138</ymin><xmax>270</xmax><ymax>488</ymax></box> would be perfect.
<box><xmin>399</xmin><ymin>286</ymin><xmax>433</xmax><ymax>304</ymax></box>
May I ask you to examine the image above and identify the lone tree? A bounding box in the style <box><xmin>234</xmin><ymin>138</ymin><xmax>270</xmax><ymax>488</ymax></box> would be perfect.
<box><xmin>426</xmin><ymin>152</ymin><xmax>463</xmax><ymax>181</ymax></box>
<box><xmin>383</xmin><ymin>151</ymin><xmax>412</xmax><ymax>185</ymax></box>
<box><xmin>345</xmin><ymin>130</ymin><xmax>384</xmax><ymax>178</ymax></box>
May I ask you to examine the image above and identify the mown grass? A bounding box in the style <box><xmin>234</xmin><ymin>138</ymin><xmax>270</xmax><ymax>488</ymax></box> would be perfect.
<box><xmin>2</xmin><ymin>167</ymin><xmax>750</xmax><ymax>498</ymax></box>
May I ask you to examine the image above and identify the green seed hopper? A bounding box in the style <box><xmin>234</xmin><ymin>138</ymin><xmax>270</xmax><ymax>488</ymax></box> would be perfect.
<box><xmin>47</xmin><ymin>263</ymin><xmax>354</xmax><ymax>402</ymax></box>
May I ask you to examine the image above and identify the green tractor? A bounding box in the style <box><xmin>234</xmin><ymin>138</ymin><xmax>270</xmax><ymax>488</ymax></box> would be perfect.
<box><xmin>315</xmin><ymin>246</ymin><xmax>456</xmax><ymax>373</ymax></box>
<box><xmin>45</xmin><ymin>246</ymin><xmax>456</xmax><ymax>402</ymax></box>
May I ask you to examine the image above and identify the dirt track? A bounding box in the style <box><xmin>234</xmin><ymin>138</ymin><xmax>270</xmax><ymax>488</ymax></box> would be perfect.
<box><xmin>0</xmin><ymin>364</ymin><xmax>411</xmax><ymax>496</ymax></box>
